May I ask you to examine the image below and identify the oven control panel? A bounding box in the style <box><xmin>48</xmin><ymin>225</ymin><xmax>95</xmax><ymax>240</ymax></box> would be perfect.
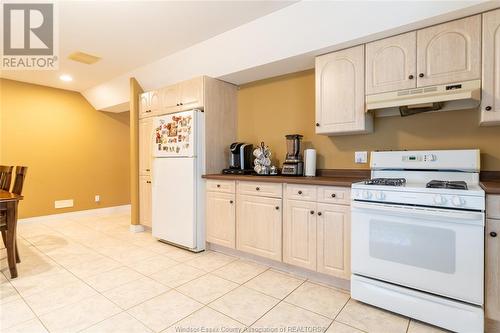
<box><xmin>402</xmin><ymin>154</ymin><xmax>437</xmax><ymax>163</ymax></box>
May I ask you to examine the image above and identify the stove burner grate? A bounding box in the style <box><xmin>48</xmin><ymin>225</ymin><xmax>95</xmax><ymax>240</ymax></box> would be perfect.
<box><xmin>426</xmin><ymin>180</ymin><xmax>468</xmax><ymax>190</ymax></box>
<box><xmin>364</xmin><ymin>178</ymin><xmax>407</xmax><ymax>186</ymax></box>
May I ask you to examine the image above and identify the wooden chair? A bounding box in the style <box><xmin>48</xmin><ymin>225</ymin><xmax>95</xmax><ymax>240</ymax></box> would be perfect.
<box><xmin>1</xmin><ymin>166</ymin><xmax>28</xmax><ymax>265</ymax></box>
<box><xmin>0</xmin><ymin>166</ymin><xmax>13</xmax><ymax>191</ymax></box>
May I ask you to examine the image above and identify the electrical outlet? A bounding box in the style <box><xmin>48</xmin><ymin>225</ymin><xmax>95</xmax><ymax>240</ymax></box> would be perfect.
<box><xmin>54</xmin><ymin>199</ymin><xmax>73</xmax><ymax>209</ymax></box>
<box><xmin>355</xmin><ymin>151</ymin><xmax>368</xmax><ymax>164</ymax></box>
<box><xmin>95</xmin><ymin>195</ymin><xmax>100</xmax><ymax>203</ymax></box>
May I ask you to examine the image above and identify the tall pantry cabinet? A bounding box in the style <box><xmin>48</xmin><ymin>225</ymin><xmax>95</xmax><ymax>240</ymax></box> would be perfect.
<box><xmin>137</xmin><ymin>76</ymin><xmax>237</xmax><ymax>227</ymax></box>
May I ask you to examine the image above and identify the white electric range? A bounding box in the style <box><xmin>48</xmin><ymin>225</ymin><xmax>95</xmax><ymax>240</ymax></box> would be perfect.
<box><xmin>350</xmin><ymin>149</ymin><xmax>485</xmax><ymax>333</ymax></box>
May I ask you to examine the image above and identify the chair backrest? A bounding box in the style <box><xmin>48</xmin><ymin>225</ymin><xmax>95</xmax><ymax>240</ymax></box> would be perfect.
<box><xmin>0</xmin><ymin>166</ymin><xmax>14</xmax><ymax>191</ymax></box>
<box><xmin>12</xmin><ymin>166</ymin><xmax>28</xmax><ymax>195</ymax></box>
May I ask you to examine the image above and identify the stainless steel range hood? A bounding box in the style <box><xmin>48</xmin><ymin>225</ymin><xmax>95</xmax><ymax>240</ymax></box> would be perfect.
<box><xmin>366</xmin><ymin>80</ymin><xmax>481</xmax><ymax>117</ymax></box>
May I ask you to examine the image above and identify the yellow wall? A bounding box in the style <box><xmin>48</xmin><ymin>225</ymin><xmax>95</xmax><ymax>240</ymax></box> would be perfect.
<box><xmin>238</xmin><ymin>70</ymin><xmax>500</xmax><ymax>170</ymax></box>
<box><xmin>0</xmin><ymin>79</ymin><xmax>130</xmax><ymax>218</ymax></box>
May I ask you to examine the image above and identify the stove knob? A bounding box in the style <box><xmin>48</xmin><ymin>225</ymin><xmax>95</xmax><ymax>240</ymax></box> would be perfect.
<box><xmin>433</xmin><ymin>194</ymin><xmax>447</xmax><ymax>205</ymax></box>
<box><xmin>362</xmin><ymin>190</ymin><xmax>372</xmax><ymax>200</ymax></box>
<box><xmin>452</xmin><ymin>196</ymin><xmax>465</xmax><ymax>207</ymax></box>
<box><xmin>375</xmin><ymin>192</ymin><xmax>386</xmax><ymax>201</ymax></box>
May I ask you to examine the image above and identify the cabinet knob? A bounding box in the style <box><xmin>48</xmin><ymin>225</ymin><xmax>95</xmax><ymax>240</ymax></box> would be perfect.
<box><xmin>146</xmin><ymin>180</ymin><xmax>151</xmax><ymax>184</ymax></box>
<box><xmin>275</xmin><ymin>206</ymin><xmax>280</xmax><ymax>210</ymax></box>
<box><xmin>408</xmin><ymin>74</ymin><xmax>414</xmax><ymax>80</ymax></box>
<box><xmin>331</xmin><ymin>193</ymin><xmax>336</xmax><ymax>198</ymax></box>
<box><xmin>256</xmin><ymin>187</ymin><xmax>260</xmax><ymax>191</ymax></box>
<box><xmin>418</xmin><ymin>73</ymin><xmax>424</xmax><ymax>78</ymax></box>
<box><xmin>217</xmin><ymin>184</ymin><xmax>221</xmax><ymax>188</ymax></box>
<box><xmin>491</xmin><ymin>232</ymin><xmax>498</xmax><ymax>238</ymax></box>
<box><xmin>317</xmin><ymin>212</ymin><xmax>322</xmax><ymax>216</ymax></box>
<box><xmin>176</xmin><ymin>103</ymin><xmax>179</xmax><ymax>106</ymax></box>
<box><xmin>315</xmin><ymin>123</ymin><xmax>320</xmax><ymax>127</ymax></box>
<box><xmin>230</xmin><ymin>200</ymin><xmax>234</xmax><ymax>204</ymax></box>
<box><xmin>146</xmin><ymin>110</ymin><xmax>151</xmax><ymax>113</ymax></box>
<box><xmin>310</xmin><ymin>210</ymin><xmax>315</xmax><ymax>215</ymax></box>
<box><xmin>146</xmin><ymin>169</ymin><xmax>150</xmax><ymax>171</ymax></box>
<box><xmin>180</xmin><ymin>102</ymin><xmax>183</xmax><ymax>106</ymax></box>
<box><xmin>298</xmin><ymin>190</ymin><xmax>303</xmax><ymax>195</ymax></box>
<box><xmin>485</xmin><ymin>106</ymin><xmax>492</xmax><ymax>111</ymax></box>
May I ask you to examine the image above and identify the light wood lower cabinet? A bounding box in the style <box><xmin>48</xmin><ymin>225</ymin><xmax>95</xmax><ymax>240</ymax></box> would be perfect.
<box><xmin>317</xmin><ymin>203</ymin><xmax>351</xmax><ymax>279</ymax></box>
<box><xmin>139</xmin><ymin>176</ymin><xmax>152</xmax><ymax>227</ymax></box>
<box><xmin>236</xmin><ymin>194</ymin><xmax>282</xmax><ymax>261</ymax></box>
<box><xmin>283</xmin><ymin>199</ymin><xmax>317</xmax><ymax>270</ymax></box>
<box><xmin>206</xmin><ymin>191</ymin><xmax>236</xmax><ymax>248</ymax></box>
<box><xmin>486</xmin><ymin>218</ymin><xmax>500</xmax><ymax>328</ymax></box>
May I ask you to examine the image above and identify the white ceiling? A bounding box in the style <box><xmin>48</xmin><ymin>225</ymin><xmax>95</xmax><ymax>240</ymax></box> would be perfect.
<box><xmin>0</xmin><ymin>1</ymin><xmax>294</xmax><ymax>91</ymax></box>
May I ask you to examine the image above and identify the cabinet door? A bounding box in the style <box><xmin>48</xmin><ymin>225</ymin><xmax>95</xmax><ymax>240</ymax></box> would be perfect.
<box><xmin>139</xmin><ymin>176</ymin><xmax>152</xmax><ymax>227</ymax></box>
<box><xmin>160</xmin><ymin>84</ymin><xmax>181</xmax><ymax>115</ymax></box>
<box><xmin>315</xmin><ymin>45</ymin><xmax>372</xmax><ymax>135</ymax></box>
<box><xmin>316</xmin><ymin>203</ymin><xmax>350</xmax><ymax>279</ymax></box>
<box><xmin>481</xmin><ymin>9</ymin><xmax>500</xmax><ymax>126</ymax></box>
<box><xmin>149</xmin><ymin>90</ymin><xmax>160</xmax><ymax>114</ymax></box>
<box><xmin>365</xmin><ymin>32</ymin><xmax>417</xmax><ymax>94</ymax></box>
<box><xmin>283</xmin><ymin>199</ymin><xmax>317</xmax><ymax>270</ymax></box>
<box><xmin>486</xmin><ymin>218</ymin><xmax>500</xmax><ymax>325</ymax></box>
<box><xmin>236</xmin><ymin>194</ymin><xmax>282</xmax><ymax>261</ymax></box>
<box><xmin>139</xmin><ymin>117</ymin><xmax>153</xmax><ymax>176</ymax></box>
<box><xmin>139</xmin><ymin>92</ymin><xmax>151</xmax><ymax>118</ymax></box>
<box><xmin>416</xmin><ymin>15</ymin><xmax>481</xmax><ymax>87</ymax></box>
<box><xmin>180</xmin><ymin>77</ymin><xmax>204</xmax><ymax>110</ymax></box>
<box><xmin>206</xmin><ymin>192</ymin><xmax>236</xmax><ymax>248</ymax></box>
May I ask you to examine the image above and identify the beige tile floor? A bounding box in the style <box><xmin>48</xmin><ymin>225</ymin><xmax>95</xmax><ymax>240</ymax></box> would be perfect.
<box><xmin>0</xmin><ymin>212</ymin><xmax>450</xmax><ymax>333</ymax></box>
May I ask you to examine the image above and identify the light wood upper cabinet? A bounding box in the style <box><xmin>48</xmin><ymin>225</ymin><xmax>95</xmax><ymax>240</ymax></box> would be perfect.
<box><xmin>139</xmin><ymin>117</ymin><xmax>153</xmax><ymax>176</ymax></box>
<box><xmin>139</xmin><ymin>175</ymin><xmax>152</xmax><ymax>227</ymax></box>
<box><xmin>486</xmin><ymin>218</ymin><xmax>500</xmax><ymax>327</ymax></box>
<box><xmin>206</xmin><ymin>191</ymin><xmax>236</xmax><ymax>248</ymax></box>
<box><xmin>236</xmin><ymin>194</ymin><xmax>282</xmax><ymax>261</ymax></box>
<box><xmin>283</xmin><ymin>199</ymin><xmax>317</xmax><ymax>270</ymax></box>
<box><xmin>366</xmin><ymin>32</ymin><xmax>417</xmax><ymax>95</ymax></box>
<box><xmin>316</xmin><ymin>203</ymin><xmax>351</xmax><ymax>279</ymax></box>
<box><xmin>160</xmin><ymin>84</ymin><xmax>181</xmax><ymax>115</ymax></box>
<box><xmin>180</xmin><ymin>77</ymin><xmax>204</xmax><ymax>110</ymax></box>
<box><xmin>139</xmin><ymin>91</ymin><xmax>159</xmax><ymax>118</ymax></box>
<box><xmin>416</xmin><ymin>15</ymin><xmax>481</xmax><ymax>87</ymax></box>
<box><xmin>481</xmin><ymin>9</ymin><xmax>500</xmax><ymax>126</ymax></box>
<box><xmin>158</xmin><ymin>77</ymin><xmax>204</xmax><ymax>115</ymax></box>
<box><xmin>316</xmin><ymin>45</ymin><xmax>372</xmax><ymax>135</ymax></box>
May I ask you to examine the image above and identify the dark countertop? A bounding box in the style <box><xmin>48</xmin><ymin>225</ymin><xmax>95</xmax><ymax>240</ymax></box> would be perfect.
<box><xmin>202</xmin><ymin>172</ymin><xmax>369</xmax><ymax>187</ymax></box>
<box><xmin>480</xmin><ymin>181</ymin><xmax>500</xmax><ymax>195</ymax></box>
<box><xmin>204</xmin><ymin>170</ymin><xmax>500</xmax><ymax>194</ymax></box>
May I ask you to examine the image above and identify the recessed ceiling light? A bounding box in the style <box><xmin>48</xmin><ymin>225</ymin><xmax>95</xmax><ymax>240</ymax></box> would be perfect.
<box><xmin>59</xmin><ymin>74</ymin><xmax>73</xmax><ymax>82</ymax></box>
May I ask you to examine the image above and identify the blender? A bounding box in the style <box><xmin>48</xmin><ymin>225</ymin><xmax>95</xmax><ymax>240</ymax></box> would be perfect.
<box><xmin>281</xmin><ymin>134</ymin><xmax>304</xmax><ymax>176</ymax></box>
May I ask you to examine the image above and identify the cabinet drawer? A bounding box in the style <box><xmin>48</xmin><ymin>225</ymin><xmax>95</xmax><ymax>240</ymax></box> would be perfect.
<box><xmin>285</xmin><ymin>184</ymin><xmax>317</xmax><ymax>201</ymax></box>
<box><xmin>237</xmin><ymin>181</ymin><xmax>282</xmax><ymax>198</ymax></box>
<box><xmin>487</xmin><ymin>195</ymin><xmax>500</xmax><ymax>220</ymax></box>
<box><xmin>317</xmin><ymin>186</ymin><xmax>351</xmax><ymax>205</ymax></box>
<box><xmin>206</xmin><ymin>180</ymin><xmax>235</xmax><ymax>193</ymax></box>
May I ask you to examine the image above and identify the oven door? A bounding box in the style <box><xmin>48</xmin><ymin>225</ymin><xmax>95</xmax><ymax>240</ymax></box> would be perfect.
<box><xmin>351</xmin><ymin>201</ymin><xmax>484</xmax><ymax>305</ymax></box>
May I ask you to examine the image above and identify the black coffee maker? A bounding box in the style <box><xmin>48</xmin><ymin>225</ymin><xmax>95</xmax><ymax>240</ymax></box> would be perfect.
<box><xmin>222</xmin><ymin>142</ymin><xmax>254</xmax><ymax>174</ymax></box>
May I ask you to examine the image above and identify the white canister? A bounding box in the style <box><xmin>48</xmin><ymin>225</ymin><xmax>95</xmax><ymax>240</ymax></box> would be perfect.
<box><xmin>304</xmin><ymin>149</ymin><xmax>316</xmax><ymax>177</ymax></box>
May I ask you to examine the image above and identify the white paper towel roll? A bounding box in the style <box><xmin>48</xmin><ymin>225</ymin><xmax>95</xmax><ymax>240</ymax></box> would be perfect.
<box><xmin>304</xmin><ymin>149</ymin><xmax>316</xmax><ymax>177</ymax></box>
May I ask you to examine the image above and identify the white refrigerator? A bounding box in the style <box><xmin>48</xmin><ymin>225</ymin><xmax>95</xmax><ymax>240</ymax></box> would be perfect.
<box><xmin>151</xmin><ymin>109</ymin><xmax>205</xmax><ymax>252</ymax></box>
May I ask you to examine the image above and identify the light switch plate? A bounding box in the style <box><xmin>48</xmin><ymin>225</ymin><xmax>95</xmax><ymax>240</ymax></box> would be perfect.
<box><xmin>54</xmin><ymin>199</ymin><xmax>73</xmax><ymax>209</ymax></box>
<box><xmin>355</xmin><ymin>151</ymin><xmax>368</xmax><ymax>164</ymax></box>
<box><xmin>95</xmin><ymin>195</ymin><xmax>100</xmax><ymax>202</ymax></box>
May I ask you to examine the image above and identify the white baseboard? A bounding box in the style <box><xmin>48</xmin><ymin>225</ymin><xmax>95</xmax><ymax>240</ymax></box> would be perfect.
<box><xmin>208</xmin><ymin>242</ymin><xmax>350</xmax><ymax>292</ymax></box>
<box><xmin>18</xmin><ymin>204</ymin><xmax>131</xmax><ymax>224</ymax></box>
<box><xmin>129</xmin><ymin>224</ymin><xmax>145</xmax><ymax>233</ymax></box>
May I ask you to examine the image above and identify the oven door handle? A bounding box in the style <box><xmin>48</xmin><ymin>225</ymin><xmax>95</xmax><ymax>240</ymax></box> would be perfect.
<box><xmin>351</xmin><ymin>201</ymin><xmax>484</xmax><ymax>226</ymax></box>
